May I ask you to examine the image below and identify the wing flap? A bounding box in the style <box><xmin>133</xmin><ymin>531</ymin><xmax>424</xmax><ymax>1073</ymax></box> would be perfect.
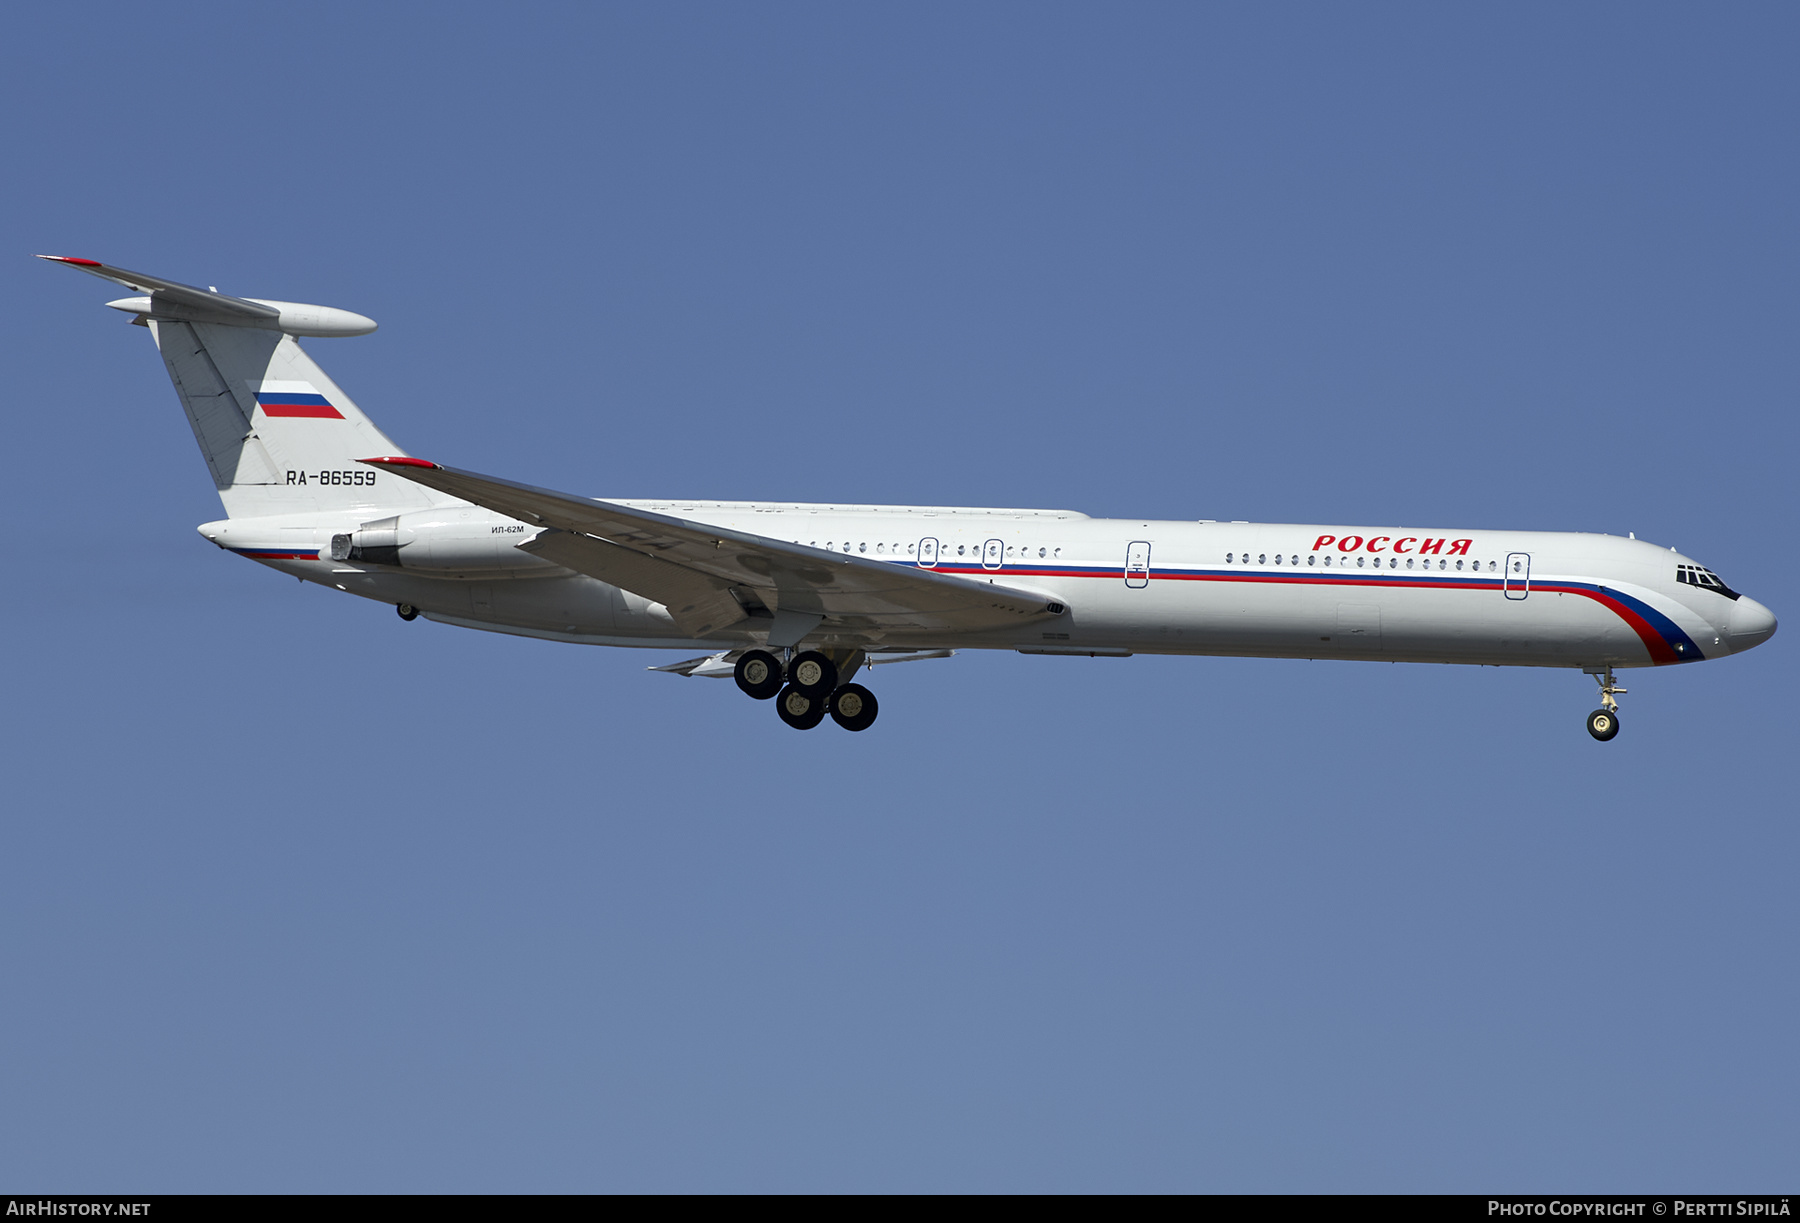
<box><xmin>518</xmin><ymin>529</ymin><xmax>750</xmax><ymax>637</ymax></box>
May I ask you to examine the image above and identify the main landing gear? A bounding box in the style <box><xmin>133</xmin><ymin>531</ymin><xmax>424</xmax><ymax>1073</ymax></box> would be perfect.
<box><xmin>1584</xmin><ymin>667</ymin><xmax>1626</xmax><ymax>741</ymax></box>
<box><xmin>738</xmin><ymin>648</ymin><xmax>880</xmax><ymax>731</ymax></box>
<box><xmin>396</xmin><ymin>603</ymin><xmax>419</xmax><ymax>621</ymax></box>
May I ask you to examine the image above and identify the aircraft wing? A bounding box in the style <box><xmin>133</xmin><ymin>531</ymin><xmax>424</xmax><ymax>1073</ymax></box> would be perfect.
<box><xmin>360</xmin><ymin>457</ymin><xmax>1065</xmax><ymax>642</ymax></box>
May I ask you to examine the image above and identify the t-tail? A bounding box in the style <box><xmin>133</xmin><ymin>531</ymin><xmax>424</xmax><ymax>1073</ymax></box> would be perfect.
<box><xmin>38</xmin><ymin>255</ymin><xmax>453</xmax><ymax>518</ymax></box>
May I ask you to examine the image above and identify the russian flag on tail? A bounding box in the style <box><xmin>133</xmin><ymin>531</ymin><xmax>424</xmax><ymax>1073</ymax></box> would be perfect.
<box><xmin>255</xmin><ymin>390</ymin><xmax>344</xmax><ymax>419</ymax></box>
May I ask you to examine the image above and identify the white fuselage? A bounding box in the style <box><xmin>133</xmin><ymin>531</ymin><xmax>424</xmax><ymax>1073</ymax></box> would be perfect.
<box><xmin>198</xmin><ymin>502</ymin><xmax>1776</xmax><ymax>671</ymax></box>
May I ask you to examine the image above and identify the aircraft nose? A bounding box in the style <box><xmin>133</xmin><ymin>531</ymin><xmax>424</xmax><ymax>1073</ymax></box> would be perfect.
<box><xmin>1728</xmin><ymin>596</ymin><xmax>1777</xmax><ymax>654</ymax></box>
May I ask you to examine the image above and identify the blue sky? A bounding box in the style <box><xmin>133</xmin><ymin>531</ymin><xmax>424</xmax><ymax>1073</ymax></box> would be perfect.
<box><xmin>2</xmin><ymin>2</ymin><xmax>1794</xmax><ymax>1191</ymax></box>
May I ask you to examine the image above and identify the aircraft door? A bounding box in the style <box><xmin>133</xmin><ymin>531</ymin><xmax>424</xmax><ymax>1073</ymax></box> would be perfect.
<box><xmin>917</xmin><ymin>537</ymin><xmax>939</xmax><ymax>569</ymax></box>
<box><xmin>982</xmin><ymin>538</ymin><xmax>1004</xmax><ymax>570</ymax></box>
<box><xmin>1125</xmin><ymin>541</ymin><xmax>1151</xmax><ymax>588</ymax></box>
<box><xmin>1504</xmin><ymin>552</ymin><xmax>1531</xmax><ymax>600</ymax></box>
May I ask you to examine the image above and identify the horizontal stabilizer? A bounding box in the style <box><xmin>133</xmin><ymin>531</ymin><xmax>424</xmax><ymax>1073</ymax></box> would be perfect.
<box><xmin>37</xmin><ymin>255</ymin><xmax>376</xmax><ymax>337</ymax></box>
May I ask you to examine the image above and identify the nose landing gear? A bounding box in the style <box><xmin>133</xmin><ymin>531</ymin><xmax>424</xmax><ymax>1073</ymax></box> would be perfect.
<box><xmin>1584</xmin><ymin>667</ymin><xmax>1626</xmax><ymax>741</ymax></box>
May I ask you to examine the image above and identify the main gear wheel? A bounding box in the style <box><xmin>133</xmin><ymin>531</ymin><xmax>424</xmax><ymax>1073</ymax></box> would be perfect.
<box><xmin>733</xmin><ymin>649</ymin><xmax>784</xmax><ymax>700</ymax></box>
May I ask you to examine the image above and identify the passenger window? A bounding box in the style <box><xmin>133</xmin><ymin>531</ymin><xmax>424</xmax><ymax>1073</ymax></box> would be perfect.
<box><xmin>1274</xmin><ymin>554</ymin><xmax>1282</xmax><ymax>565</ymax></box>
<box><xmin>1308</xmin><ymin>555</ymin><xmax>1316</xmax><ymax>566</ymax></box>
<box><xmin>1258</xmin><ymin>553</ymin><xmax>1266</xmax><ymax>564</ymax></box>
<box><xmin>1227</xmin><ymin>553</ymin><xmax>1234</xmax><ymax>563</ymax></box>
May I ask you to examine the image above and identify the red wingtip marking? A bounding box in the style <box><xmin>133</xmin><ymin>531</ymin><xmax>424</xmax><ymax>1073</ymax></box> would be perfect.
<box><xmin>55</xmin><ymin>257</ymin><xmax>103</xmax><ymax>266</ymax></box>
<box><xmin>359</xmin><ymin>455</ymin><xmax>439</xmax><ymax>469</ymax></box>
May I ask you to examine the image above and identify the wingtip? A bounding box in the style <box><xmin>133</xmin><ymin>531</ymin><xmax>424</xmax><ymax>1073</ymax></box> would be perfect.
<box><xmin>358</xmin><ymin>455</ymin><xmax>440</xmax><ymax>469</ymax></box>
<box><xmin>35</xmin><ymin>254</ymin><xmax>102</xmax><ymax>266</ymax></box>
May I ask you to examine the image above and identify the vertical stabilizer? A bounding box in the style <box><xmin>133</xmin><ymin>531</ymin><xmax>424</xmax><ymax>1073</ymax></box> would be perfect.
<box><xmin>149</xmin><ymin>319</ymin><xmax>450</xmax><ymax>517</ymax></box>
<box><xmin>39</xmin><ymin>256</ymin><xmax>457</xmax><ymax>519</ymax></box>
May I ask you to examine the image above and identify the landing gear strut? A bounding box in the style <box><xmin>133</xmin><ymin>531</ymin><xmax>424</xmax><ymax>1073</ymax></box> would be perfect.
<box><xmin>1584</xmin><ymin>667</ymin><xmax>1626</xmax><ymax>741</ymax></box>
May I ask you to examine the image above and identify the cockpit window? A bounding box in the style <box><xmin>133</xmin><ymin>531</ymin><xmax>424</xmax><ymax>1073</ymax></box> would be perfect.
<box><xmin>1677</xmin><ymin>564</ymin><xmax>1740</xmax><ymax>601</ymax></box>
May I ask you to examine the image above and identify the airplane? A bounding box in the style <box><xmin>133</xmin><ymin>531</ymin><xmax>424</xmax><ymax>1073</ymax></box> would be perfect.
<box><xmin>41</xmin><ymin>255</ymin><xmax>1777</xmax><ymax>739</ymax></box>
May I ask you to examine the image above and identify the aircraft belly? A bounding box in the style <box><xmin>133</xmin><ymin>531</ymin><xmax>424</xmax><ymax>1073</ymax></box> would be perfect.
<box><xmin>1182</xmin><ymin>580</ymin><xmax>1335</xmax><ymax>652</ymax></box>
<box><xmin>1374</xmin><ymin>587</ymin><xmax>1594</xmax><ymax>665</ymax></box>
<box><xmin>299</xmin><ymin>567</ymin><xmax>699</xmax><ymax>642</ymax></box>
<box><xmin>1035</xmin><ymin>573</ymin><xmax>1659</xmax><ymax>667</ymax></box>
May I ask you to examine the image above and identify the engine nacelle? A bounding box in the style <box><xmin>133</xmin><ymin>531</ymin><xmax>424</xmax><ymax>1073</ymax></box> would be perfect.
<box><xmin>330</xmin><ymin>511</ymin><xmax>554</xmax><ymax>572</ymax></box>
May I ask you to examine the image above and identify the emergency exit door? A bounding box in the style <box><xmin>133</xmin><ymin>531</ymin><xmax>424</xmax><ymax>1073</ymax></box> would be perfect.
<box><xmin>1125</xmin><ymin>541</ymin><xmax>1151</xmax><ymax>588</ymax></box>
<box><xmin>1504</xmin><ymin>552</ymin><xmax>1531</xmax><ymax>600</ymax></box>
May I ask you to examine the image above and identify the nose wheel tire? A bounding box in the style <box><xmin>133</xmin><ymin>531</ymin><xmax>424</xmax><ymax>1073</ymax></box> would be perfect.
<box><xmin>828</xmin><ymin>683</ymin><xmax>879</xmax><ymax>732</ymax></box>
<box><xmin>776</xmin><ymin>685</ymin><xmax>828</xmax><ymax>730</ymax></box>
<box><xmin>396</xmin><ymin>603</ymin><xmax>419</xmax><ymax>621</ymax></box>
<box><xmin>788</xmin><ymin>651</ymin><xmax>839</xmax><ymax>699</ymax></box>
<box><xmin>733</xmin><ymin>649</ymin><xmax>784</xmax><ymax>700</ymax></box>
<box><xmin>1586</xmin><ymin>708</ymin><xmax>1620</xmax><ymax>741</ymax></box>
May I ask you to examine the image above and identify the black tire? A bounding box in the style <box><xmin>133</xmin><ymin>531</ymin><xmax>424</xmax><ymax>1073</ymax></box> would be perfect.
<box><xmin>775</xmin><ymin>684</ymin><xmax>827</xmax><ymax>730</ymax></box>
<box><xmin>1586</xmin><ymin>708</ymin><xmax>1620</xmax><ymax>741</ymax></box>
<box><xmin>828</xmin><ymin>683</ymin><xmax>879</xmax><ymax>732</ymax></box>
<box><xmin>396</xmin><ymin>603</ymin><xmax>419</xmax><ymax>621</ymax></box>
<box><xmin>733</xmin><ymin>649</ymin><xmax>784</xmax><ymax>700</ymax></box>
<box><xmin>787</xmin><ymin>650</ymin><xmax>839</xmax><ymax>698</ymax></box>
